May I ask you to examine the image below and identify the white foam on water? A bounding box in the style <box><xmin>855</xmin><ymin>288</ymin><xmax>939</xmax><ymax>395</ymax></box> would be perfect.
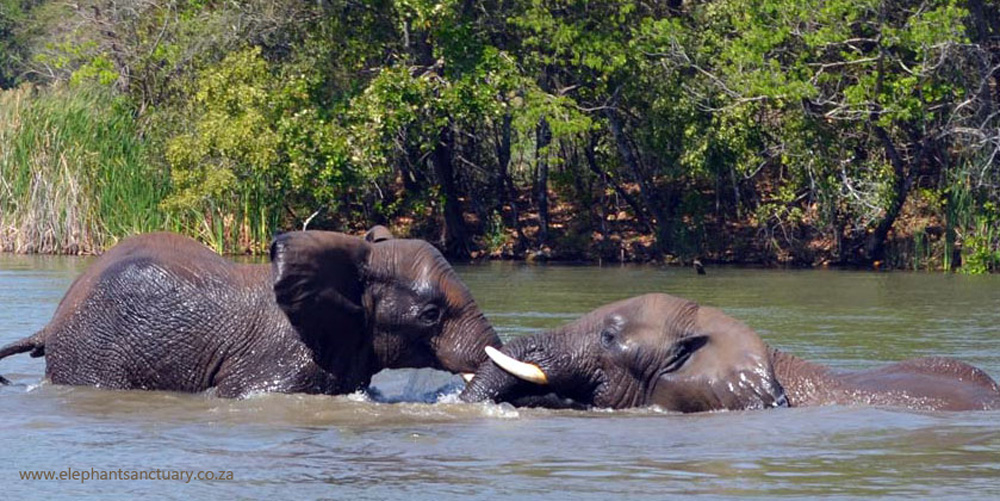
<box><xmin>476</xmin><ymin>401</ymin><xmax>521</xmax><ymax>419</ymax></box>
<box><xmin>434</xmin><ymin>388</ymin><xmax>463</xmax><ymax>404</ymax></box>
<box><xmin>344</xmin><ymin>390</ymin><xmax>372</xmax><ymax>403</ymax></box>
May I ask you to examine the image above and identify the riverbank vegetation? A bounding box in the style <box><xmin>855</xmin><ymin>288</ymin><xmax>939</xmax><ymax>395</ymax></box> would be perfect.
<box><xmin>1</xmin><ymin>0</ymin><xmax>999</xmax><ymax>271</ymax></box>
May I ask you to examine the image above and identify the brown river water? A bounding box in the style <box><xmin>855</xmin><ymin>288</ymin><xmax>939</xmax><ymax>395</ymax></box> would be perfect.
<box><xmin>1</xmin><ymin>255</ymin><xmax>998</xmax><ymax>499</ymax></box>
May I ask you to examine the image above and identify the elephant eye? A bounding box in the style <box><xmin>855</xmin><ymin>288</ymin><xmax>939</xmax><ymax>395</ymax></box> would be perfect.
<box><xmin>600</xmin><ymin>328</ymin><xmax>616</xmax><ymax>348</ymax></box>
<box><xmin>419</xmin><ymin>304</ymin><xmax>442</xmax><ymax>325</ymax></box>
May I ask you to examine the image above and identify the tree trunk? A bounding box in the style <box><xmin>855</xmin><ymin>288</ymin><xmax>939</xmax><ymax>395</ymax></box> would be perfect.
<box><xmin>495</xmin><ymin>113</ymin><xmax>513</xmax><ymax>214</ymax></box>
<box><xmin>535</xmin><ymin>117</ymin><xmax>551</xmax><ymax>246</ymax></box>
<box><xmin>863</xmin><ymin>125</ymin><xmax>919</xmax><ymax>263</ymax></box>
<box><xmin>431</xmin><ymin>126</ymin><xmax>470</xmax><ymax>258</ymax></box>
<box><xmin>495</xmin><ymin>112</ymin><xmax>527</xmax><ymax>250</ymax></box>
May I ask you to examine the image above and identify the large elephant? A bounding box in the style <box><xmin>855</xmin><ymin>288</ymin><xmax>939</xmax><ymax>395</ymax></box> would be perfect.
<box><xmin>460</xmin><ymin>293</ymin><xmax>1000</xmax><ymax>412</ymax></box>
<box><xmin>0</xmin><ymin>228</ymin><xmax>501</xmax><ymax>398</ymax></box>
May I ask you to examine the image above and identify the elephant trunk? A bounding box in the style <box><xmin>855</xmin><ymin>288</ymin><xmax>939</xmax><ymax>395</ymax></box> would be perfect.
<box><xmin>437</xmin><ymin>303</ymin><xmax>502</xmax><ymax>375</ymax></box>
<box><xmin>460</xmin><ymin>335</ymin><xmax>553</xmax><ymax>404</ymax></box>
<box><xmin>459</xmin><ymin>357</ymin><xmax>519</xmax><ymax>403</ymax></box>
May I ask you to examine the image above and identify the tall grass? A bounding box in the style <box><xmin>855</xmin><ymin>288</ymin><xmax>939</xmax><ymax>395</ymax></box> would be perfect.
<box><xmin>0</xmin><ymin>85</ymin><xmax>281</xmax><ymax>255</ymax></box>
<box><xmin>0</xmin><ymin>85</ymin><xmax>172</xmax><ymax>253</ymax></box>
<box><xmin>166</xmin><ymin>165</ymin><xmax>280</xmax><ymax>255</ymax></box>
<box><xmin>174</xmin><ymin>193</ymin><xmax>279</xmax><ymax>256</ymax></box>
<box><xmin>911</xmin><ymin>227</ymin><xmax>928</xmax><ymax>271</ymax></box>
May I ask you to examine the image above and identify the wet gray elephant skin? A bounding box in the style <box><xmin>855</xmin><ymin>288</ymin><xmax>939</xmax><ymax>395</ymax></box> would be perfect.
<box><xmin>0</xmin><ymin>228</ymin><xmax>500</xmax><ymax>397</ymax></box>
<box><xmin>460</xmin><ymin>293</ymin><xmax>1000</xmax><ymax>412</ymax></box>
<box><xmin>767</xmin><ymin>349</ymin><xmax>1000</xmax><ymax>410</ymax></box>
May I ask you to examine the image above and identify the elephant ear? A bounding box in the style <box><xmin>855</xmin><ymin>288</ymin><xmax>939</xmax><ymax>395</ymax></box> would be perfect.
<box><xmin>364</xmin><ymin>225</ymin><xmax>394</xmax><ymax>243</ymax></box>
<box><xmin>271</xmin><ymin>231</ymin><xmax>371</xmax><ymax>338</ymax></box>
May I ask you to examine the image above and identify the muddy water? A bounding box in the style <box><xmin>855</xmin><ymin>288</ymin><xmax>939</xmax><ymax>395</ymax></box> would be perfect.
<box><xmin>1</xmin><ymin>256</ymin><xmax>998</xmax><ymax>499</ymax></box>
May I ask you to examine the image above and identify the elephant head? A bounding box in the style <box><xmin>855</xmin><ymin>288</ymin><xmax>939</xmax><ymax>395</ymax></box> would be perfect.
<box><xmin>460</xmin><ymin>293</ymin><xmax>788</xmax><ymax>412</ymax></box>
<box><xmin>270</xmin><ymin>228</ymin><xmax>500</xmax><ymax>378</ymax></box>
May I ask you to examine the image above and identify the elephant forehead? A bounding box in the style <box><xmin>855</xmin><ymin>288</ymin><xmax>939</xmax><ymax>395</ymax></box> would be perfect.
<box><xmin>594</xmin><ymin>293</ymin><xmax>696</xmax><ymax>318</ymax></box>
<box><xmin>372</xmin><ymin>240</ymin><xmax>473</xmax><ymax>306</ymax></box>
<box><xmin>694</xmin><ymin>306</ymin><xmax>763</xmax><ymax>347</ymax></box>
<box><xmin>604</xmin><ymin>295</ymin><xmax>697</xmax><ymax>332</ymax></box>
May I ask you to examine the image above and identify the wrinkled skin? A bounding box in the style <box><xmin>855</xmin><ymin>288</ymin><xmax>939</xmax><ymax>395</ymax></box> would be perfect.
<box><xmin>0</xmin><ymin>229</ymin><xmax>500</xmax><ymax>397</ymax></box>
<box><xmin>461</xmin><ymin>294</ymin><xmax>788</xmax><ymax>412</ymax></box>
<box><xmin>461</xmin><ymin>293</ymin><xmax>1000</xmax><ymax>412</ymax></box>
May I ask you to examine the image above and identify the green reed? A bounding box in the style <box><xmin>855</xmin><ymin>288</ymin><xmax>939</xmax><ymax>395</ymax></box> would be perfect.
<box><xmin>911</xmin><ymin>227</ymin><xmax>926</xmax><ymax>271</ymax></box>
<box><xmin>170</xmin><ymin>183</ymin><xmax>279</xmax><ymax>255</ymax></box>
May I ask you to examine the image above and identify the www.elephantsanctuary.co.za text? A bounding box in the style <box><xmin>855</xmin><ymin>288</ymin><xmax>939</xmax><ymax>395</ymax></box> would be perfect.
<box><xmin>18</xmin><ymin>467</ymin><xmax>234</xmax><ymax>483</ymax></box>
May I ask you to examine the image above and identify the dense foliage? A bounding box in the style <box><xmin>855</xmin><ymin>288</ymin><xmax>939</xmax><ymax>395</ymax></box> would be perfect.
<box><xmin>1</xmin><ymin>0</ymin><xmax>999</xmax><ymax>271</ymax></box>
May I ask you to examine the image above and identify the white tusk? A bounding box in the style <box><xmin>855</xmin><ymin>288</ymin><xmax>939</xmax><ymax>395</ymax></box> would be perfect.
<box><xmin>485</xmin><ymin>346</ymin><xmax>549</xmax><ymax>385</ymax></box>
<box><xmin>461</xmin><ymin>373</ymin><xmax>475</xmax><ymax>383</ymax></box>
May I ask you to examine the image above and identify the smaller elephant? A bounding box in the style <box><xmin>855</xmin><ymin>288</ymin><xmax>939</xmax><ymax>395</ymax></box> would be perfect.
<box><xmin>460</xmin><ymin>293</ymin><xmax>1000</xmax><ymax>412</ymax></box>
<box><xmin>0</xmin><ymin>228</ymin><xmax>501</xmax><ymax>397</ymax></box>
<box><xmin>461</xmin><ymin>293</ymin><xmax>789</xmax><ymax>412</ymax></box>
